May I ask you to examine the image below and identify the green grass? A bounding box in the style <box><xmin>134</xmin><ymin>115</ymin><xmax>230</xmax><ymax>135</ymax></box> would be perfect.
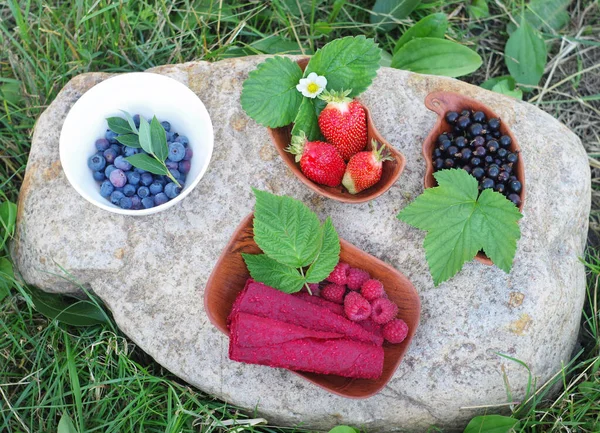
<box><xmin>1</xmin><ymin>1</ymin><xmax>599</xmax><ymax>432</ymax></box>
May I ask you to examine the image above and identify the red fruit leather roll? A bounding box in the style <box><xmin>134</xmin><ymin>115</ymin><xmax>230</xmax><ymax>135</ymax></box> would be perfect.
<box><xmin>294</xmin><ymin>292</ymin><xmax>345</xmax><ymax>316</ymax></box>
<box><xmin>230</xmin><ymin>335</ymin><xmax>384</xmax><ymax>379</ymax></box>
<box><xmin>230</xmin><ymin>280</ymin><xmax>383</xmax><ymax>346</ymax></box>
<box><xmin>359</xmin><ymin>318</ymin><xmax>383</xmax><ymax>340</ymax></box>
<box><xmin>231</xmin><ymin>312</ymin><xmax>344</xmax><ymax>347</ymax></box>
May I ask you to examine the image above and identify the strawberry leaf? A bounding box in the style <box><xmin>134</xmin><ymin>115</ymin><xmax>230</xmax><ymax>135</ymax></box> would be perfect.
<box><xmin>252</xmin><ymin>189</ymin><xmax>321</xmax><ymax>268</ymax></box>
<box><xmin>397</xmin><ymin>169</ymin><xmax>522</xmax><ymax>285</ymax></box>
<box><xmin>242</xmin><ymin>253</ymin><xmax>306</xmax><ymax>294</ymax></box>
<box><xmin>241</xmin><ymin>56</ymin><xmax>303</xmax><ymax>128</ymax></box>
<box><xmin>305</xmin><ymin>36</ymin><xmax>381</xmax><ymax>97</ymax></box>
<box><xmin>291</xmin><ymin>97</ymin><xmax>325</xmax><ymax>141</ymax></box>
<box><xmin>305</xmin><ymin>217</ymin><xmax>340</xmax><ymax>283</ymax></box>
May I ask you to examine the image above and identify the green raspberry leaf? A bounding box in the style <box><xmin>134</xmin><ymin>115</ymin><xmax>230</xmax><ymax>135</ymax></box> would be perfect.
<box><xmin>241</xmin><ymin>56</ymin><xmax>303</xmax><ymax>128</ymax></box>
<box><xmin>242</xmin><ymin>253</ymin><xmax>306</xmax><ymax>294</ymax></box>
<box><xmin>305</xmin><ymin>36</ymin><xmax>381</xmax><ymax>97</ymax></box>
<box><xmin>397</xmin><ymin>169</ymin><xmax>522</xmax><ymax>285</ymax></box>
<box><xmin>291</xmin><ymin>97</ymin><xmax>325</xmax><ymax>141</ymax></box>
<box><xmin>305</xmin><ymin>217</ymin><xmax>340</xmax><ymax>283</ymax></box>
<box><xmin>106</xmin><ymin>117</ymin><xmax>133</xmax><ymax>135</ymax></box>
<box><xmin>253</xmin><ymin>189</ymin><xmax>321</xmax><ymax>268</ymax></box>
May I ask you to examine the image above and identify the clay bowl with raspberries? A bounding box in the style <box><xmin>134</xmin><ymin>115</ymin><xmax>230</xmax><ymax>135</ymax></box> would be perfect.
<box><xmin>204</xmin><ymin>212</ymin><xmax>421</xmax><ymax>399</ymax></box>
<box><xmin>268</xmin><ymin>58</ymin><xmax>406</xmax><ymax>204</ymax></box>
<box><xmin>422</xmin><ymin>90</ymin><xmax>525</xmax><ymax>266</ymax></box>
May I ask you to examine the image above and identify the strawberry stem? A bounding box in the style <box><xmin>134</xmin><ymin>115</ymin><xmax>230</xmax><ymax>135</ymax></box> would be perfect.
<box><xmin>371</xmin><ymin>139</ymin><xmax>394</xmax><ymax>163</ymax></box>
<box><xmin>318</xmin><ymin>88</ymin><xmax>353</xmax><ymax>104</ymax></box>
<box><xmin>285</xmin><ymin>131</ymin><xmax>308</xmax><ymax>163</ymax></box>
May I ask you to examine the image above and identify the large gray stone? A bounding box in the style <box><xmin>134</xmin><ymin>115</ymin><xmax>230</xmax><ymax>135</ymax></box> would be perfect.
<box><xmin>13</xmin><ymin>56</ymin><xmax>590</xmax><ymax>432</ymax></box>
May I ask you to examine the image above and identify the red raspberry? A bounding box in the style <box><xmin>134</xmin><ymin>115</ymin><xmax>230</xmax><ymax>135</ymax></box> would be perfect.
<box><xmin>383</xmin><ymin>319</ymin><xmax>408</xmax><ymax>344</ymax></box>
<box><xmin>344</xmin><ymin>292</ymin><xmax>372</xmax><ymax>322</ymax></box>
<box><xmin>361</xmin><ymin>279</ymin><xmax>385</xmax><ymax>301</ymax></box>
<box><xmin>321</xmin><ymin>283</ymin><xmax>346</xmax><ymax>304</ymax></box>
<box><xmin>346</xmin><ymin>268</ymin><xmax>370</xmax><ymax>291</ymax></box>
<box><xmin>327</xmin><ymin>262</ymin><xmax>350</xmax><ymax>285</ymax></box>
<box><xmin>370</xmin><ymin>297</ymin><xmax>398</xmax><ymax>325</ymax></box>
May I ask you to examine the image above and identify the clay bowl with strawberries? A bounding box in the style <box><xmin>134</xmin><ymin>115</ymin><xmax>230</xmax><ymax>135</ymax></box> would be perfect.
<box><xmin>268</xmin><ymin>58</ymin><xmax>406</xmax><ymax>204</ymax></box>
<box><xmin>422</xmin><ymin>90</ymin><xmax>525</xmax><ymax>266</ymax></box>
<box><xmin>204</xmin><ymin>213</ymin><xmax>421</xmax><ymax>399</ymax></box>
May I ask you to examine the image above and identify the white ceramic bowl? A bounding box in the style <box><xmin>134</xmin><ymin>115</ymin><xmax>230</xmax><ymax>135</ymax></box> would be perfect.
<box><xmin>60</xmin><ymin>72</ymin><xmax>213</xmax><ymax>216</ymax></box>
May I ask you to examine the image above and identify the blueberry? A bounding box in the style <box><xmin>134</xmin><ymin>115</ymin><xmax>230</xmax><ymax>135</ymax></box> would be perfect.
<box><xmin>166</xmin><ymin>131</ymin><xmax>175</xmax><ymax>142</ymax></box>
<box><xmin>166</xmin><ymin>160</ymin><xmax>178</xmax><ymax>170</ymax></box>
<box><xmin>103</xmin><ymin>148</ymin><xmax>117</xmax><ymax>164</ymax></box>
<box><xmin>126</xmin><ymin>171</ymin><xmax>141</xmax><ymax>186</ymax></box>
<box><xmin>168</xmin><ymin>142</ymin><xmax>185</xmax><ymax>162</ymax></box>
<box><xmin>499</xmin><ymin>135</ymin><xmax>512</xmax><ymax>147</ymax></box>
<box><xmin>178</xmin><ymin>160</ymin><xmax>191</xmax><ymax>175</ymax></box>
<box><xmin>175</xmin><ymin>135</ymin><xmax>189</xmax><ymax>146</ymax></box>
<box><xmin>508</xmin><ymin>193</ymin><xmax>521</xmax><ymax>207</ymax></box>
<box><xmin>119</xmin><ymin>196</ymin><xmax>133</xmax><ymax>209</ymax></box>
<box><xmin>110</xmin><ymin>144</ymin><xmax>122</xmax><ymax>155</ymax></box>
<box><xmin>93</xmin><ymin>171</ymin><xmax>105</xmax><ymax>182</ymax></box>
<box><xmin>168</xmin><ymin>168</ymin><xmax>181</xmax><ymax>180</ymax></box>
<box><xmin>110</xmin><ymin>190</ymin><xmax>125</xmax><ymax>205</ymax></box>
<box><xmin>95</xmin><ymin>138</ymin><xmax>110</xmax><ymax>151</ymax></box>
<box><xmin>488</xmin><ymin>118</ymin><xmax>500</xmax><ymax>131</ymax></box>
<box><xmin>123</xmin><ymin>184</ymin><xmax>136</xmax><ymax>197</ymax></box>
<box><xmin>133</xmin><ymin>114</ymin><xmax>141</xmax><ymax>128</ymax></box>
<box><xmin>154</xmin><ymin>192</ymin><xmax>169</xmax><ymax>206</ymax></box>
<box><xmin>114</xmin><ymin>155</ymin><xmax>132</xmax><ymax>171</ymax></box>
<box><xmin>100</xmin><ymin>180</ymin><xmax>114</xmax><ymax>197</ymax></box>
<box><xmin>164</xmin><ymin>182</ymin><xmax>182</xmax><ymax>199</ymax></box>
<box><xmin>140</xmin><ymin>173</ymin><xmax>153</xmax><ymax>186</ymax></box>
<box><xmin>109</xmin><ymin>169</ymin><xmax>127</xmax><ymax>188</ymax></box>
<box><xmin>105</xmin><ymin>164</ymin><xmax>117</xmax><ymax>178</ymax></box>
<box><xmin>106</xmin><ymin>129</ymin><xmax>118</xmax><ymax>144</ymax></box>
<box><xmin>160</xmin><ymin>121</ymin><xmax>171</xmax><ymax>132</ymax></box>
<box><xmin>509</xmin><ymin>180</ymin><xmax>522</xmax><ymax>193</ymax></box>
<box><xmin>445</xmin><ymin>111</ymin><xmax>459</xmax><ymax>123</ymax></box>
<box><xmin>137</xmin><ymin>186</ymin><xmax>150</xmax><ymax>198</ymax></box>
<box><xmin>88</xmin><ymin>154</ymin><xmax>106</xmax><ymax>171</ymax></box>
<box><xmin>142</xmin><ymin>197</ymin><xmax>155</xmax><ymax>209</ymax></box>
<box><xmin>123</xmin><ymin>146</ymin><xmax>138</xmax><ymax>157</ymax></box>
<box><xmin>472</xmin><ymin>111</ymin><xmax>486</xmax><ymax>123</ymax></box>
<box><xmin>134</xmin><ymin>167</ymin><xmax>147</xmax><ymax>174</ymax></box>
<box><xmin>131</xmin><ymin>195</ymin><xmax>142</xmax><ymax>210</ymax></box>
<box><xmin>149</xmin><ymin>181</ymin><xmax>163</xmax><ymax>195</ymax></box>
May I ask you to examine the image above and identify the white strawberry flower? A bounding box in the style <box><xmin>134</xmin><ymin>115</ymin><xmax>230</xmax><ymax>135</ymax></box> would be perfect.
<box><xmin>296</xmin><ymin>72</ymin><xmax>327</xmax><ymax>98</ymax></box>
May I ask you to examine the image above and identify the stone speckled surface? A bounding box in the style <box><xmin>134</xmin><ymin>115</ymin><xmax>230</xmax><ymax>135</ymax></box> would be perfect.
<box><xmin>13</xmin><ymin>56</ymin><xmax>590</xmax><ymax>432</ymax></box>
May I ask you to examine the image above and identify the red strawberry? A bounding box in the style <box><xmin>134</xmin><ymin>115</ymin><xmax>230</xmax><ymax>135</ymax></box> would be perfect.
<box><xmin>342</xmin><ymin>140</ymin><xmax>393</xmax><ymax>194</ymax></box>
<box><xmin>318</xmin><ymin>90</ymin><xmax>367</xmax><ymax>161</ymax></box>
<box><xmin>286</xmin><ymin>132</ymin><xmax>346</xmax><ymax>187</ymax></box>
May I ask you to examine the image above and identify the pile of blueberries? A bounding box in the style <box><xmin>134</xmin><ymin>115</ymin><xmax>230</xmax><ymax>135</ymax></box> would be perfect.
<box><xmin>433</xmin><ymin>109</ymin><xmax>522</xmax><ymax>207</ymax></box>
<box><xmin>87</xmin><ymin>115</ymin><xmax>192</xmax><ymax>210</ymax></box>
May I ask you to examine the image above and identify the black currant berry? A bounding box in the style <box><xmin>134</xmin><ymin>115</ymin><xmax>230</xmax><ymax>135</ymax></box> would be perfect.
<box><xmin>471</xmin><ymin>157</ymin><xmax>482</xmax><ymax>167</ymax></box>
<box><xmin>445</xmin><ymin>111</ymin><xmax>459</xmax><ymax>123</ymax></box>
<box><xmin>474</xmin><ymin>146</ymin><xmax>487</xmax><ymax>157</ymax></box>
<box><xmin>507</xmin><ymin>153</ymin><xmax>518</xmax><ymax>164</ymax></box>
<box><xmin>434</xmin><ymin>158</ymin><xmax>444</xmax><ymax>170</ymax></box>
<box><xmin>454</xmin><ymin>136</ymin><xmax>467</xmax><ymax>148</ymax></box>
<box><xmin>487</xmin><ymin>165</ymin><xmax>500</xmax><ymax>179</ymax></box>
<box><xmin>508</xmin><ymin>193</ymin><xmax>521</xmax><ymax>207</ymax></box>
<box><xmin>472</xmin><ymin>167</ymin><xmax>485</xmax><ymax>179</ymax></box>
<box><xmin>498</xmin><ymin>171</ymin><xmax>510</xmax><ymax>182</ymax></box>
<box><xmin>481</xmin><ymin>178</ymin><xmax>495</xmax><ymax>189</ymax></box>
<box><xmin>497</xmin><ymin>148</ymin><xmax>508</xmax><ymax>159</ymax></box>
<box><xmin>499</xmin><ymin>135</ymin><xmax>512</xmax><ymax>147</ymax></box>
<box><xmin>468</xmin><ymin>123</ymin><xmax>484</xmax><ymax>137</ymax></box>
<box><xmin>460</xmin><ymin>148</ymin><xmax>472</xmax><ymax>161</ymax></box>
<box><xmin>495</xmin><ymin>183</ymin><xmax>506</xmax><ymax>194</ymax></box>
<box><xmin>487</xmin><ymin>140</ymin><xmax>499</xmax><ymax>153</ymax></box>
<box><xmin>509</xmin><ymin>180</ymin><xmax>522</xmax><ymax>193</ymax></box>
<box><xmin>488</xmin><ymin>118</ymin><xmax>500</xmax><ymax>131</ymax></box>
<box><xmin>444</xmin><ymin>158</ymin><xmax>455</xmax><ymax>168</ymax></box>
<box><xmin>472</xmin><ymin>136</ymin><xmax>485</xmax><ymax>147</ymax></box>
<box><xmin>473</xmin><ymin>111</ymin><xmax>486</xmax><ymax>123</ymax></box>
<box><xmin>447</xmin><ymin>145</ymin><xmax>459</xmax><ymax>157</ymax></box>
<box><xmin>457</xmin><ymin>116</ymin><xmax>471</xmax><ymax>130</ymax></box>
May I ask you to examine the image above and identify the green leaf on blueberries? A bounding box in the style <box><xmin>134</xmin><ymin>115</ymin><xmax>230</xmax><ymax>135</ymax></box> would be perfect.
<box><xmin>137</xmin><ymin>116</ymin><xmax>153</xmax><ymax>154</ymax></box>
<box><xmin>505</xmin><ymin>17</ymin><xmax>547</xmax><ymax>88</ymax></box>
<box><xmin>120</xmin><ymin>110</ymin><xmax>138</xmax><ymax>133</ymax></box>
<box><xmin>106</xmin><ymin>117</ymin><xmax>133</xmax><ymax>135</ymax></box>
<box><xmin>124</xmin><ymin>153</ymin><xmax>169</xmax><ymax>176</ymax></box>
<box><xmin>116</xmin><ymin>134</ymin><xmax>141</xmax><ymax>148</ymax></box>
<box><xmin>242</xmin><ymin>254</ymin><xmax>306</xmax><ymax>294</ymax></box>
<box><xmin>394</xmin><ymin>13</ymin><xmax>448</xmax><ymax>54</ymax></box>
<box><xmin>253</xmin><ymin>188</ymin><xmax>322</xmax><ymax>268</ymax></box>
<box><xmin>305</xmin><ymin>217</ymin><xmax>340</xmax><ymax>283</ymax></box>
<box><xmin>392</xmin><ymin>38</ymin><xmax>482</xmax><ymax>77</ymax></box>
<box><xmin>305</xmin><ymin>36</ymin><xmax>381</xmax><ymax>97</ymax></box>
<box><xmin>291</xmin><ymin>97</ymin><xmax>325</xmax><ymax>141</ymax></box>
<box><xmin>241</xmin><ymin>56</ymin><xmax>303</xmax><ymax>128</ymax></box>
<box><xmin>150</xmin><ymin>116</ymin><xmax>169</xmax><ymax>161</ymax></box>
<box><xmin>397</xmin><ymin>169</ymin><xmax>522</xmax><ymax>286</ymax></box>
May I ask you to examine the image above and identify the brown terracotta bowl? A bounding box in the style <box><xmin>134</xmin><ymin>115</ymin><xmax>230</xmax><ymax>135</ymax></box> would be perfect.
<box><xmin>268</xmin><ymin>58</ymin><xmax>406</xmax><ymax>204</ymax></box>
<box><xmin>422</xmin><ymin>91</ymin><xmax>526</xmax><ymax>266</ymax></box>
<box><xmin>204</xmin><ymin>213</ymin><xmax>421</xmax><ymax>399</ymax></box>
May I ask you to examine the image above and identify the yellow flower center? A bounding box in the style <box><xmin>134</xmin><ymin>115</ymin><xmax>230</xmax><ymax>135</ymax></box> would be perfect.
<box><xmin>307</xmin><ymin>82</ymin><xmax>319</xmax><ymax>93</ymax></box>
